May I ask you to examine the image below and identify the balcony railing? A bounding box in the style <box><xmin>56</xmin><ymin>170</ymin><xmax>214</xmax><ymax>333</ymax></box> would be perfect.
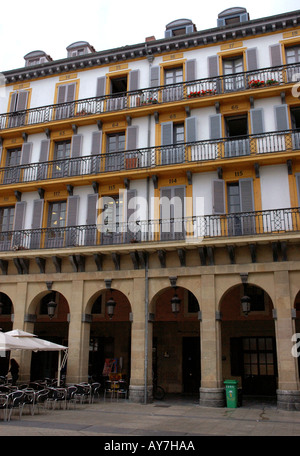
<box><xmin>0</xmin><ymin>62</ymin><xmax>299</xmax><ymax>131</ymax></box>
<box><xmin>0</xmin><ymin>129</ymin><xmax>299</xmax><ymax>185</ymax></box>
<box><xmin>1</xmin><ymin>207</ymin><xmax>300</xmax><ymax>252</ymax></box>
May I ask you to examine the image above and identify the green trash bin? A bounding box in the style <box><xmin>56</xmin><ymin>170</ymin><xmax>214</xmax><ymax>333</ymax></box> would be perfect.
<box><xmin>224</xmin><ymin>380</ymin><xmax>239</xmax><ymax>408</ymax></box>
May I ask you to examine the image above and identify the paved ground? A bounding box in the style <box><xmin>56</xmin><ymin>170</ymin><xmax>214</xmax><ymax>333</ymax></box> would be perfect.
<box><xmin>0</xmin><ymin>395</ymin><xmax>299</xmax><ymax>442</ymax></box>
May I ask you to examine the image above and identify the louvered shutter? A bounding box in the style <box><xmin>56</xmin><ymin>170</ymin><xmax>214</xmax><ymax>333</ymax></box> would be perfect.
<box><xmin>16</xmin><ymin>91</ymin><xmax>28</xmax><ymax>111</ymax></box>
<box><xmin>57</xmin><ymin>85</ymin><xmax>66</xmax><ymax>104</ymax></box>
<box><xmin>13</xmin><ymin>201</ymin><xmax>27</xmax><ymax>248</ymax></box>
<box><xmin>21</xmin><ymin>142</ymin><xmax>32</xmax><ymax>165</ymax></box>
<box><xmin>129</xmin><ymin>70</ymin><xmax>139</xmax><ymax>92</ymax></box>
<box><xmin>66</xmin><ymin>195</ymin><xmax>79</xmax><ymax>246</ymax></box>
<box><xmin>161</xmin><ymin>122</ymin><xmax>173</xmax><ymax>165</ymax></box>
<box><xmin>186</xmin><ymin>59</ymin><xmax>196</xmax><ymax>82</ymax></box>
<box><xmin>126</xmin><ymin>126</ymin><xmax>138</xmax><ymax>150</ymax></box>
<box><xmin>37</xmin><ymin>139</ymin><xmax>50</xmax><ymax>180</ymax></box>
<box><xmin>239</xmin><ymin>178</ymin><xmax>255</xmax><ymax>234</ymax></box>
<box><xmin>250</xmin><ymin>109</ymin><xmax>264</xmax><ymax>135</ymax></box>
<box><xmin>246</xmin><ymin>48</ymin><xmax>258</xmax><ymax>71</ymax></box>
<box><xmin>85</xmin><ymin>194</ymin><xmax>98</xmax><ymax>245</ymax></box>
<box><xmin>208</xmin><ymin>56</ymin><xmax>219</xmax><ymax>77</ymax></box>
<box><xmin>30</xmin><ymin>199</ymin><xmax>44</xmax><ymax>248</ymax></box>
<box><xmin>270</xmin><ymin>44</ymin><xmax>282</xmax><ymax>67</ymax></box>
<box><xmin>275</xmin><ymin>104</ymin><xmax>289</xmax><ymax>131</ymax></box>
<box><xmin>150</xmin><ymin>66</ymin><xmax>160</xmax><ymax>87</ymax></box>
<box><xmin>160</xmin><ymin>187</ymin><xmax>172</xmax><ymax>240</ymax></box>
<box><xmin>212</xmin><ymin>179</ymin><xmax>225</xmax><ymax>214</ymax></box>
<box><xmin>66</xmin><ymin>83</ymin><xmax>76</xmax><ymax>102</ymax></box>
<box><xmin>96</xmin><ymin>77</ymin><xmax>106</xmax><ymax>97</ymax></box>
<box><xmin>173</xmin><ymin>186</ymin><xmax>185</xmax><ymax>240</ymax></box>
<box><xmin>70</xmin><ymin>134</ymin><xmax>82</xmax><ymax>176</ymax></box>
<box><xmin>9</xmin><ymin>92</ymin><xmax>18</xmax><ymax>113</ymax></box>
<box><xmin>125</xmin><ymin>189</ymin><xmax>139</xmax><ymax>242</ymax></box>
<box><xmin>210</xmin><ymin>114</ymin><xmax>222</xmax><ymax>140</ymax></box>
<box><xmin>186</xmin><ymin>116</ymin><xmax>196</xmax><ymax>143</ymax></box>
<box><xmin>91</xmin><ymin>131</ymin><xmax>102</xmax><ymax>173</ymax></box>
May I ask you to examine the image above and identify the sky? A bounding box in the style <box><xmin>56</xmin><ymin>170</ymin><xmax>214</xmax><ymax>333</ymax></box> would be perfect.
<box><xmin>0</xmin><ymin>0</ymin><xmax>300</xmax><ymax>72</ymax></box>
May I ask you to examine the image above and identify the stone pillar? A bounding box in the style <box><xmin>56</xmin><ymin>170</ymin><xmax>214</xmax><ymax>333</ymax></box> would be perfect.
<box><xmin>129</xmin><ymin>277</ymin><xmax>153</xmax><ymax>403</ymax></box>
<box><xmin>66</xmin><ymin>280</ymin><xmax>90</xmax><ymax>384</ymax></box>
<box><xmin>199</xmin><ymin>274</ymin><xmax>225</xmax><ymax>407</ymax></box>
<box><xmin>274</xmin><ymin>271</ymin><xmax>300</xmax><ymax>410</ymax></box>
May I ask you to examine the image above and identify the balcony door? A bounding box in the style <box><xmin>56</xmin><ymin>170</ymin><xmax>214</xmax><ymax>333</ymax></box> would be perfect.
<box><xmin>227</xmin><ymin>179</ymin><xmax>255</xmax><ymax>236</ymax></box>
<box><xmin>223</xmin><ymin>56</ymin><xmax>245</xmax><ymax>92</ymax></box>
<box><xmin>101</xmin><ymin>194</ymin><xmax>123</xmax><ymax>245</ymax></box>
<box><xmin>161</xmin><ymin>122</ymin><xmax>185</xmax><ymax>164</ymax></box>
<box><xmin>163</xmin><ymin>67</ymin><xmax>184</xmax><ymax>102</ymax></box>
<box><xmin>285</xmin><ymin>45</ymin><xmax>300</xmax><ymax>82</ymax></box>
<box><xmin>105</xmin><ymin>132</ymin><xmax>125</xmax><ymax>171</ymax></box>
<box><xmin>4</xmin><ymin>148</ymin><xmax>22</xmax><ymax>184</ymax></box>
<box><xmin>46</xmin><ymin>201</ymin><xmax>67</xmax><ymax>248</ymax></box>
<box><xmin>160</xmin><ymin>186</ymin><xmax>185</xmax><ymax>241</ymax></box>
<box><xmin>107</xmin><ymin>76</ymin><xmax>128</xmax><ymax>111</ymax></box>
<box><xmin>0</xmin><ymin>206</ymin><xmax>14</xmax><ymax>250</ymax></box>
<box><xmin>52</xmin><ymin>141</ymin><xmax>71</xmax><ymax>178</ymax></box>
<box><xmin>225</xmin><ymin>115</ymin><xmax>250</xmax><ymax>157</ymax></box>
<box><xmin>291</xmin><ymin>107</ymin><xmax>300</xmax><ymax>150</ymax></box>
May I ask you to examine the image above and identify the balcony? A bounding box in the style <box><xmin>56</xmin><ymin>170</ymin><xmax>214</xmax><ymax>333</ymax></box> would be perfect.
<box><xmin>0</xmin><ymin>129</ymin><xmax>299</xmax><ymax>187</ymax></box>
<box><xmin>1</xmin><ymin>207</ymin><xmax>300</xmax><ymax>253</ymax></box>
<box><xmin>0</xmin><ymin>62</ymin><xmax>299</xmax><ymax>132</ymax></box>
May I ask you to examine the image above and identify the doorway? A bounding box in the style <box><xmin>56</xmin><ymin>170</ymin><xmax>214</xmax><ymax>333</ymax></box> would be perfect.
<box><xmin>182</xmin><ymin>337</ymin><xmax>201</xmax><ymax>395</ymax></box>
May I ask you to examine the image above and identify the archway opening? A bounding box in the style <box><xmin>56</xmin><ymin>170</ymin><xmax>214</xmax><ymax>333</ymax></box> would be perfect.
<box><xmin>293</xmin><ymin>291</ymin><xmax>300</xmax><ymax>378</ymax></box>
<box><xmin>0</xmin><ymin>292</ymin><xmax>13</xmax><ymax>377</ymax></box>
<box><xmin>220</xmin><ymin>283</ymin><xmax>277</xmax><ymax>398</ymax></box>
<box><xmin>152</xmin><ymin>287</ymin><xmax>200</xmax><ymax>398</ymax></box>
<box><xmin>88</xmin><ymin>289</ymin><xmax>132</xmax><ymax>387</ymax></box>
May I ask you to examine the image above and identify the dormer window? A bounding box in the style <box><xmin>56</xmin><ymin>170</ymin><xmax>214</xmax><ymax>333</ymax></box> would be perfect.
<box><xmin>165</xmin><ymin>19</ymin><xmax>196</xmax><ymax>38</ymax></box>
<box><xmin>217</xmin><ymin>7</ymin><xmax>249</xmax><ymax>27</ymax></box>
<box><xmin>24</xmin><ymin>50</ymin><xmax>52</xmax><ymax>67</ymax></box>
<box><xmin>66</xmin><ymin>41</ymin><xmax>95</xmax><ymax>58</ymax></box>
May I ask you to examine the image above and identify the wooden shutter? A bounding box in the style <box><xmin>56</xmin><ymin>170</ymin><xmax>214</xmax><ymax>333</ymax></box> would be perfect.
<box><xmin>9</xmin><ymin>92</ymin><xmax>18</xmax><ymax>112</ymax></box>
<box><xmin>186</xmin><ymin>59</ymin><xmax>196</xmax><ymax>82</ymax></box>
<box><xmin>96</xmin><ymin>77</ymin><xmax>106</xmax><ymax>97</ymax></box>
<box><xmin>186</xmin><ymin>117</ymin><xmax>196</xmax><ymax>143</ymax></box>
<box><xmin>38</xmin><ymin>139</ymin><xmax>50</xmax><ymax>180</ymax></box>
<box><xmin>57</xmin><ymin>85</ymin><xmax>66</xmax><ymax>104</ymax></box>
<box><xmin>129</xmin><ymin>70</ymin><xmax>139</xmax><ymax>92</ymax></box>
<box><xmin>126</xmin><ymin>126</ymin><xmax>138</xmax><ymax>150</ymax></box>
<box><xmin>246</xmin><ymin>48</ymin><xmax>258</xmax><ymax>71</ymax></box>
<box><xmin>125</xmin><ymin>189</ymin><xmax>139</xmax><ymax>242</ymax></box>
<box><xmin>239</xmin><ymin>178</ymin><xmax>255</xmax><ymax>234</ymax></box>
<box><xmin>212</xmin><ymin>179</ymin><xmax>225</xmax><ymax>214</ymax></box>
<box><xmin>161</xmin><ymin>122</ymin><xmax>173</xmax><ymax>145</ymax></box>
<box><xmin>16</xmin><ymin>91</ymin><xmax>28</xmax><ymax>111</ymax></box>
<box><xmin>210</xmin><ymin>114</ymin><xmax>222</xmax><ymax>140</ymax></box>
<box><xmin>150</xmin><ymin>66</ymin><xmax>160</xmax><ymax>87</ymax></box>
<box><xmin>91</xmin><ymin>131</ymin><xmax>102</xmax><ymax>173</ymax></box>
<box><xmin>208</xmin><ymin>56</ymin><xmax>219</xmax><ymax>77</ymax></box>
<box><xmin>85</xmin><ymin>194</ymin><xmax>98</xmax><ymax>245</ymax></box>
<box><xmin>275</xmin><ymin>104</ymin><xmax>289</xmax><ymax>131</ymax></box>
<box><xmin>13</xmin><ymin>201</ymin><xmax>26</xmax><ymax>231</ymax></box>
<box><xmin>250</xmin><ymin>108</ymin><xmax>264</xmax><ymax>135</ymax></box>
<box><xmin>66</xmin><ymin>195</ymin><xmax>79</xmax><ymax>246</ymax></box>
<box><xmin>30</xmin><ymin>199</ymin><xmax>44</xmax><ymax>249</ymax></box>
<box><xmin>66</xmin><ymin>83</ymin><xmax>76</xmax><ymax>102</ymax></box>
<box><xmin>70</xmin><ymin>135</ymin><xmax>82</xmax><ymax>176</ymax></box>
<box><xmin>270</xmin><ymin>44</ymin><xmax>282</xmax><ymax>67</ymax></box>
<box><xmin>21</xmin><ymin>142</ymin><xmax>32</xmax><ymax>165</ymax></box>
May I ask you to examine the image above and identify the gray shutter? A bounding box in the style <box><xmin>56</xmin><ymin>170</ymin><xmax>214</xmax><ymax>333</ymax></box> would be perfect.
<box><xmin>239</xmin><ymin>178</ymin><xmax>255</xmax><ymax>234</ymax></box>
<box><xmin>21</xmin><ymin>142</ymin><xmax>32</xmax><ymax>165</ymax></box>
<box><xmin>126</xmin><ymin>189</ymin><xmax>139</xmax><ymax>242</ymax></box>
<box><xmin>38</xmin><ymin>139</ymin><xmax>50</xmax><ymax>180</ymax></box>
<box><xmin>160</xmin><ymin>187</ymin><xmax>172</xmax><ymax>240</ymax></box>
<box><xmin>246</xmin><ymin>48</ymin><xmax>258</xmax><ymax>71</ymax></box>
<box><xmin>212</xmin><ymin>179</ymin><xmax>225</xmax><ymax>214</ymax></box>
<box><xmin>70</xmin><ymin>134</ymin><xmax>82</xmax><ymax>176</ymax></box>
<box><xmin>13</xmin><ymin>201</ymin><xmax>26</xmax><ymax>231</ymax></box>
<box><xmin>275</xmin><ymin>105</ymin><xmax>289</xmax><ymax>131</ymax></box>
<box><xmin>161</xmin><ymin>122</ymin><xmax>173</xmax><ymax>145</ymax></box>
<box><xmin>129</xmin><ymin>70</ymin><xmax>139</xmax><ymax>92</ymax></box>
<box><xmin>30</xmin><ymin>199</ymin><xmax>44</xmax><ymax>249</ymax></box>
<box><xmin>66</xmin><ymin>195</ymin><xmax>79</xmax><ymax>246</ymax></box>
<box><xmin>270</xmin><ymin>44</ymin><xmax>282</xmax><ymax>67</ymax></box>
<box><xmin>66</xmin><ymin>83</ymin><xmax>76</xmax><ymax>102</ymax></box>
<box><xmin>165</xmin><ymin>30</ymin><xmax>172</xmax><ymax>38</ymax></box>
<box><xmin>186</xmin><ymin>116</ymin><xmax>196</xmax><ymax>143</ymax></box>
<box><xmin>126</xmin><ymin>125</ymin><xmax>138</xmax><ymax>150</ymax></box>
<box><xmin>296</xmin><ymin>174</ymin><xmax>300</xmax><ymax>206</ymax></box>
<box><xmin>150</xmin><ymin>66</ymin><xmax>160</xmax><ymax>87</ymax></box>
<box><xmin>57</xmin><ymin>85</ymin><xmax>66</xmax><ymax>104</ymax></box>
<box><xmin>85</xmin><ymin>194</ymin><xmax>98</xmax><ymax>245</ymax></box>
<box><xmin>208</xmin><ymin>56</ymin><xmax>219</xmax><ymax>77</ymax></box>
<box><xmin>186</xmin><ymin>59</ymin><xmax>196</xmax><ymax>82</ymax></box>
<box><xmin>91</xmin><ymin>131</ymin><xmax>102</xmax><ymax>173</ymax></box>
<box><xmin>16</xmin><ymin>91</ymin><xmax>28</xmax><ymax>111</ymax></box>
<box><xmin>96</xmin><ymin>76</ymin><xmax>106</xmax><ymax>97</ymax></box>
<box><xmin>250</xmin><ymin>108</ymin><xmax>264</xmax><ymax>135</ymax></box>
<box><xmin>9</xmin><ymin>92</ymin><xmax>17</xmax><ymax>112</ymax></box>
<box><xmin>210</xmin><ymin>114</ymin><xmax>222</xmax><ymax>140</ymax></box>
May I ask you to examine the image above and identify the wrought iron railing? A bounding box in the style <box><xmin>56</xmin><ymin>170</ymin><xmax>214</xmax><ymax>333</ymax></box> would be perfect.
<box><xmin>0</xmin><ymin>62</ymin><xmax>299</xmax><ymax>130</ymax></box>
<box><xmin>1</xmin><ymin>207</ymin><xmax>300</xmax><ymax>252</ymax></box>
<box><xmin>0</xmin><ymin>129</ymin><xmax>299</xmax><ymax>185</ymax></box>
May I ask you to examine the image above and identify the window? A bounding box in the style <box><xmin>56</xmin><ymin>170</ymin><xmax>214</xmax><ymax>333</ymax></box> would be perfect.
<box><xmin>8</xmin><ymin>91</ymin><xmax>29</xmax><ymax>127</ymax></box>
<box><xmin>163</xmin><ymin>67</ymin><xmax>184</xmax><ymax>101</ymax></box>
<box><xmin>160</xmin><ymin>186</ymin><xmax>185</xmax><ymax>241</ymax></box>
<box><xmin>45</xmin><ymin>200</ymin><xmax>67</xmax><ymax>248</ymax></box>
<box><xmin>225</xmin><ymin>115</ymin><xmax>250</xmax><ymax>156</ymax></box>
<box><xmin>227</xmin><ymin>179</ymin><xmax>255</xmax><ymax>236</ymax></box>
<box><xmin>223</xmin><ymin>56</ymin><xmax>244</xmax><ymax>91</ymax></box>
<box><xmin>101</xmin><ymin>194</ymin><xmax>123</xmax><ymax>245</ymax></box>
<box><xmin>55</xmin><ymin>83</ymin><xmax>76</xmax><ymax>119</ymax></box>
<box><xmin>0</xmin><ymin>206</ymin><xmax>14</xmax><ymax>250</ymax></box>
<box><xmin>4</xmin><ymin>148</ymin><xmax>22</xmax><ymax>184</ymax></box>
<box><xmin>291</xmin><ymin>107</ymin><xmax>300</xmax><ymax>149</ymax></box>
<box><xmin>52</xmin><ymin>140</ymin><xmax>71</xmax><ymax>178</ymax></box>
<box><xmin>285</xmin><ymin>45</ymin><xmax>300</xmax><ymax>81</ymax></box>
<box><xmin>161</xmin><ymin>122</ymin><xmax>185</xmax><ymax>164</ymax></box>
<box><xmin>105</xmin><ymin>132</ymin><xmax>125</xmax><ymax>171</ymax></box>
<box><xmin>107</xmin><ymin>76</ymin><xmax>128</xmax><ymax>111</ymax></box>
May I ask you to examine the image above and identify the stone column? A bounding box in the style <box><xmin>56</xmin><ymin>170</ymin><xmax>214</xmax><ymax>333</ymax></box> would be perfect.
<box><xmin>129</xmin><ymin>277</ymin><xmax>153</xmax><ymax>403</ymax></box>
<box><xmin>274</xmin><ymin>271</ymin><xmax>300</xmax><ymax>410</ymax></box>
<box><xmin>199</xmin><ymin>274</ymin><xmax>225</xmax><ymax>407</ymax></box>
<box><xmin>66</xmin><ymin>280</ymin><xmax>90</xmax><ymax>384</ymax></box>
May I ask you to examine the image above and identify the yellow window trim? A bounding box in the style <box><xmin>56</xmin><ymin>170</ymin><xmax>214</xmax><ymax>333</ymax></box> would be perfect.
<box><xmin>6</xmin><ymin>88</ymin><xmax>32</xmax><ymax>114</ymax></box>
<box><xmin>53</xmin><ymin>79</ymin><xmax>80</xmax><ymax>106</ymax></box>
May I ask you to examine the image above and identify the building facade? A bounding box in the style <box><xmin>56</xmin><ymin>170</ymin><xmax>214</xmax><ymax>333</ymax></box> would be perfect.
<box><xmin>0</xmin><ymin>6</ymin><xmax>300</xmax><ymax>409</ymax></box>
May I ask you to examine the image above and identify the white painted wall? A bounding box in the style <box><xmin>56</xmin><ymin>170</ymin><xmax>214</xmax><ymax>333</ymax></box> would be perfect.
<box><xmin>260</xmin><ymin>164</ymin><xmax>291</xmax><ymax>210</ymax></box>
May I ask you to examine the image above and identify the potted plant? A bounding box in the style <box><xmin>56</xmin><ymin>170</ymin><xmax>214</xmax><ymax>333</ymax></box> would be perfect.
<box><xmin>266</xmin><ymin>78</ymin><xmax>279</xmax><ymax>86</ymax></box>
<box><xmin>249</xmin><ymin>79</ymin><xmax>265</xmax><ymax>88</ymax></box>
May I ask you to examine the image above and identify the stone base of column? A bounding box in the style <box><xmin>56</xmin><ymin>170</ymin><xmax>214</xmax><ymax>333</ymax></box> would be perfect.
<box><xmin>199</xmin><ymin>387</ymin><xmax>225</xmax><ymax>408</ymax></box>
<box><xmin>277</xmin><ymin>390</ymin><xmax>300</xmax><ymax>411</ymax></box>
<box><xmin>129</xmin><ymin>385</ymin><xmax>153</xmax><ymax>404</ymax></box>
